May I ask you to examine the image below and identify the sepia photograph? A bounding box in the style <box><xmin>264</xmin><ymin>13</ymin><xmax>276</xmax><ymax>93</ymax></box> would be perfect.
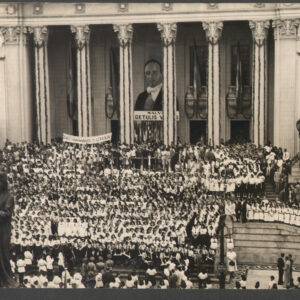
<box><xmin>0</xmin><ymin>1</ymin><xmax>300</xmax><ymax>295</ymax></box>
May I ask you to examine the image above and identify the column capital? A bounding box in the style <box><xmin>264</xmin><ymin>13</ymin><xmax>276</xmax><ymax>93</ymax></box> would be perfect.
<box><xmin>157</xmin><ymin>23</ymin><xmax>177</xmax><ymax>46</ymax></box>
<box><xmin>0</xmin><ymin>26</ymin><xmax>21</xmax><ymax>44</ymax></box>
<box><xmin>249</xmin><ymin>20</ymin><xmax>270</xmax><ymax>47</ymax></box>
<box><xmin>202</xmin><ymin>21</ymin><xmax>223</xmax><ymax>45</ymax></box>
<box><xmin>28</xmin><ymin>26</ymin><xmax>48</xmax><ymax>48</ymax></box>
<box><xmin>71</xmin><ymin>25</ymin><xmax>90</xmax><ymax>50</ymax></box>
<box><xmin>113</xmin><ymin>24</ymin><xmax>133</xmax><ymax>47</ymax></box>
<box><xmin>272</xmin><ymin>18</ymin><xmax>299</xmax><ymax>39</ymax></box>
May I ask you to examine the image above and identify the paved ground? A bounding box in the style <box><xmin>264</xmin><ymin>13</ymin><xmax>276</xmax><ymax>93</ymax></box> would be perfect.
<box><xmin>246</xmin><ymin>268</ymin><xmax>300</xmax><ymax>289</ymax></box>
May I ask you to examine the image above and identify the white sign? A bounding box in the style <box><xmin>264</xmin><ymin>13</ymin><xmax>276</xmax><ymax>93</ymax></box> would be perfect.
<box><xmin>134</xmin><ymin>111</ymin><xmax>180</xmax><ymax>121</ymax></box>
<box><xmin>63</xmin><ymin>133</ymin><xmax>112</xmax><ymax>144</ymax></box>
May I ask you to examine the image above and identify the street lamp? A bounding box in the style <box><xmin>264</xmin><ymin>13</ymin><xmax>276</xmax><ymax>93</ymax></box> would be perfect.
<box><xmin>215</xmin><ymin>214</ymin><xmax>230</xmax><ymax>289</ymax></box>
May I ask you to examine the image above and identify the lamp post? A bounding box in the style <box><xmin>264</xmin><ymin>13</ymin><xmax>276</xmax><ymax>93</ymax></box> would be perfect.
<box><xmin>216</xmin><ymin>214</ymin><xmax>228</xmax><ymax>289</ymax></box>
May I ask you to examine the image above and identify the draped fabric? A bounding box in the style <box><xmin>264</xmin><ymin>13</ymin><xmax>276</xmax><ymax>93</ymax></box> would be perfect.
<box><xmin>0</xmin><ymin>192</ymin><xmax>16</xmax><ymax>287</ymax></box>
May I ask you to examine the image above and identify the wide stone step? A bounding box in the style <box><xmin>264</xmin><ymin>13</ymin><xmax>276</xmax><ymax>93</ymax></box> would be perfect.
<box><xmin>233</xmin><ymin>227</ymin><xmax>299</xmax><ymax>236</ymax></box>
<box><xmin>233</xmin><ymin>222</ymin><xmax>300</xmax><ymax>232</ymax></box>
<box><xmin>233</xmin><ymin>233</ymin><xmax>300</xmax><ymax>243</ymax></box>
<box><xmin>234</xmin><ymin>239</ymin><xmax>300</xmax><ymax>250</ymax></box>
<box><xmin>235</xmin><ymin>249</ymin><xmax>300</xmax><ymax>266</ymax></box>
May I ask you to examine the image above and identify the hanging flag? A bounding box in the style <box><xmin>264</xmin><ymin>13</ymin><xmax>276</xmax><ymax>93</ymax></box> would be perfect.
<box><xmin>110</xmin><ymin>47</ymin><xmax>119</xmax><ymax>116</ymax></box>
<box><xmin>236</xmin><ymin>42</ymin><xmax>243</xmax><ymax>114</ymax></box>
<box><xmin>192</xmin><ymin>39</ymin><xmax>202</xmax><ymax>100</ymax></box>
<box><xmin>67</xmin><ymin>43</ymin><xmax>77</xmax><ymax>120</ymax></box>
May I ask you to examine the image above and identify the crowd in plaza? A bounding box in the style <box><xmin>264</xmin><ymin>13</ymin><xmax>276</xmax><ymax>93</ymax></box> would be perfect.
<box><xmin>0</xmin><ymin>139</ymin><xmax>299</xmax><ymax>288</ymax></box>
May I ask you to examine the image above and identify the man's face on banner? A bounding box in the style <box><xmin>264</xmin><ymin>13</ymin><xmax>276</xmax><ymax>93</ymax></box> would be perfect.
<box><xmin>145</xmin><ymin>62</ymin><xmax>162</xmax><ymax>88</ymax></box>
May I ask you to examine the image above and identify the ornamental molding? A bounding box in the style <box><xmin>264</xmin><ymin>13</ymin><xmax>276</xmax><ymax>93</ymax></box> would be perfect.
<box><xmin>6</xmin><ymin>4</ymin><xmax>17</xmax><ymax>15</ymax></box>
<box><xmin>202</xmin><ymin>21</ymin><xmax>223</xmax><ymax>45</ymax></box>
<box><xmin>157</xmin><ymin>23</ymin><xmax>177</xmax><ymax>46</ymax></box>
<box><xmin>0</xmin><ymin>26</ymin><xmax>21</xmax><ymax>44</ymax></box>
<box><xmin>118</xmin><ymin>3</ymin><xmax>128</xmax><ymax>13</ymax></box>
<box><xmin>272</xmin><ymin>19</ymin><xmax>300</xmax><ymax>39</ymax></box>
<box><xmin>75</xmin><ymin>3</ymin><xmax>85</xmax><ymax>14</ymax></box>
<box><xmin>33</xmin><ymin>3</ymin><xmax>43</xmax><ymax>15</ymax></box>
<box><xmin>162</xmin><ymin>3</ymin><xmax>173</xmax><ymax>12</ymax></box>
<box><xmin>71</xmin><ymin>25</ymin><xmax>90</xmax><ymax>50</ymax></box>
<box><xmin>254</xmin><ymin>3</ymin><xmax>265</xmax><ymax>8</ymax></box>
<box><xmin>28</xmin><ymin>26</ymin><xmax>48</xmax><ymax>48</ymax></box>
<box><xmin>113</xmin><ymin>24</ymin><xmax>133</xmax><ymax>47</ymax></box>
<box><xmin>207</xmin><ymin>3</ymin><xmax>218</xmax><ymax>10</ymax></box>
<box><xmin>249</xmin><ymin>20</ymin><xmax>270</xmax><ymax>47</ymax></box>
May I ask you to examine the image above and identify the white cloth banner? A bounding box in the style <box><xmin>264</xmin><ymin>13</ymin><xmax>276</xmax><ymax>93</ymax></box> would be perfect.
<box><xmin>63</xmin><ymin>133</ymin><xmax>112</xmax><ymax>144</ymax></box>
<box><xmin>134</xmin><ymin>111</ymin><xmax>180</xmax><ymax>121</ymax></box>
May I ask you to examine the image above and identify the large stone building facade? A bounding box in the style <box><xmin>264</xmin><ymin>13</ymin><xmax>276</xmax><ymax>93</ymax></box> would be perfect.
<box><xmin>0</xmin><ymin>2</ymin><xmax>299</xmax><ymax>155</ymax></box>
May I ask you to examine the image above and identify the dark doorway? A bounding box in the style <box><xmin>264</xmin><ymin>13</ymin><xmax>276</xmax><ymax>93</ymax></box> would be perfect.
<box><xmin>111</xmin><ymin>120</ymin><xmax>119</xmax><ymax>144</ymax></box>
<box><xmin>190</xmin><ymin>121</ymin><xmax>207</xmax><ymax>144</ymax></box>
<box><xmin>230</xmin><ymin>120</ymin><xmax>250</xmax><ymax>142</ymax></box>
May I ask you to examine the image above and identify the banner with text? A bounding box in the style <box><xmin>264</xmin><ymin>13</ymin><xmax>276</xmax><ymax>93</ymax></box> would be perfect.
<box><xmin>134</xmin><ymin>111</ymin><xmax>180</xmax><ymax>121</ymax></box>
<box><xmin>63</xmin><ymin>133</ymin><xmax>112</xmax><ymax>144</ymax></box>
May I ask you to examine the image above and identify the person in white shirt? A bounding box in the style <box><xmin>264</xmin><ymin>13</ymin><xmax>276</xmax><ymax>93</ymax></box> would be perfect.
<box><xmin>16</xmin><ymin>255</ymin><xmax>26</xmax><ymax>285</ymax></box>
<box><xmin>283</xmin><ymin>149</ymin><xmax>290</xmax><ymax>161</ymax></box>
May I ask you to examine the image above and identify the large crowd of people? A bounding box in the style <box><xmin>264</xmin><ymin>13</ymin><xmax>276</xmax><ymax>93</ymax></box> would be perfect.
<box><xmin>0</xmin><ymin>139</ymin><xmax>299</xmax><ymax>289</ymax></box>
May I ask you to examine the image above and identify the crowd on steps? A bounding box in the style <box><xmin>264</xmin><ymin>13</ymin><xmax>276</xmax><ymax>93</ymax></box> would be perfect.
<box><xmin>0</xmin><ymin>139</ymin><xmax>299</xmax><ymax>289</ymax></box>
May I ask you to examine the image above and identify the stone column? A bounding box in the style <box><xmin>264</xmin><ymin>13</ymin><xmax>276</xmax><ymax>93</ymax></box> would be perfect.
<box><xmin>272</xmin><ymin>19</ymin><xmax>299</xmax><ymax>155</ymax></box>
<box><xmin>0</xmin><ymin>26</ymin><xmax>33</xmax><ymax>147</ymax></box>
<box><xmin>113</xmin><ymin>24</ymin><xmax>134</xmax><ymax>145</ymax></box>
<box><xmin>296</xmin><ymin>25</ymin><xmax>300</xmax><ymax>154</ymax></box>
<box><xmin>71</xmin><ymin>25</ymin><xmax>92</xmax><ymax>137</ymax></box>
<box><xmin>0</xmin><ymin>30</ymin><xmax>6</xmax><ymax>147</ymax></box>
<box><xmin>157</xmin><ymin>23</ymin><xmax>177</xmax><ymax>146</ymax></box>
<box><xmin>249</xmin><ymin>20</ymin><xmax>270</xmax><ymax>147</ymax></box>
<box><xmin>202</xmin><ymin>22</ymin><xmax>223</xmax><ymax>147</ymax></box>
<box><xmin>29</xmin><ymin>26</ymin><xmax>51</xmax><ymax>144</ymax></box>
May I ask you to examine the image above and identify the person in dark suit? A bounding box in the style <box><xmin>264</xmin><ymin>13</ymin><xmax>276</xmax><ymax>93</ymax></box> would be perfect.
<box><xmin>241</xmin><ymin>199</ymin><xmax>247</xmax><ymax>223</ymax></box>
<box><xmin>277</xmin><ymin>253</ymin><xmax>285</xmax><ymax>285</ymax></box>
<box><xmin>235</xmin><ymin>199</ymin><xmax>242</xmax><ymax>222</ymax></box>
<box><xmin>135</xmin><ymin>59</ymin><xmax>163</xmax><ymax>111</ymax></box>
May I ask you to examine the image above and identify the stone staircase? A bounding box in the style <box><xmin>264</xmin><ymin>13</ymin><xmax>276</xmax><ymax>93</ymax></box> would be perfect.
<box><xmin>289</xmin><ymin>162</ymin><xmax>300</xmax><ymax>183</ymax></box>
<box><xmin>264</xmin><ymin>181</ymin><xmax>278</xmax><ymax>201</ymax></box>
<box><xmin>233</xmin><ymin>222</ymin><xmax>300</xmax><ymax>267</ymax></box>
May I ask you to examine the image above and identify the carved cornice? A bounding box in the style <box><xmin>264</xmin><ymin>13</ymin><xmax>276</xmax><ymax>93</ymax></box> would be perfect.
<box><xmin>113</xmin><ymin>24</ymin><xmax>133</xmax><ymax>47</ymax></box>
<box><xmin>272</xmin><ymin>19</ymin><xmax>300</xmax><ymax>39</ymax></box>
<box><xmin>157</xmin><ymin>23</ymin><xmax>177</xmax><ymax>46</ymax></box>
<box><xmin>0</xmin><ymin>26</ymin><xmax>21</xmax><ymax>44</ymax></box>
<box><xmin>70</xmin><ymin>25</ymin><xmax>90</xmax><ymax>50</ymax></box>
<box><xmin>202</xmin><ymin>21</ymin><xmax>223</xmax><ymax>45</ymax></box>
<box><xmin>28</xmin><ymin>26</ymin><xmax>48</xmax><ymax>48</ymax></box>
<box><xmin>249</xmin><ymin>20</ymin><xmax>270</xmax><ymax>47</ymax></box>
